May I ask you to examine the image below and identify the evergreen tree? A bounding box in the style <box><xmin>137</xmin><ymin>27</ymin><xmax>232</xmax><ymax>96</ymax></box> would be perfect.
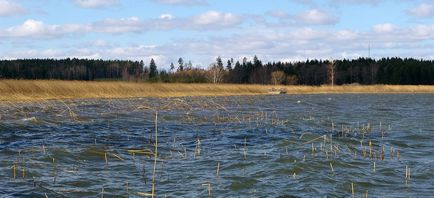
<box><xmin>149</xmin><ymin>58</ymin><xmax>157</xmax><ymax>79</ymax></box>
<box><xmin>140</xmin><ymin>60</ymin><xmax>144</xmax><ymax>70</ymax></box>
<box><xmin>178</xmin><ymin>57</ymin><xmax>184</xmax><ymax>71</ymax></box>
<box><xmin>170</xmin><ymin>62</ymin><xmax>175</xmax><ymax>72</ymax></box>
<box><xmin>226</xmin><ymin>59</ymin><xmax>232</xmax><ymax>71</ymax></box>
<box><xmin>216</xmin><ymin>56</ymin><xmax>224</xmax><ymax>70</ymax></box>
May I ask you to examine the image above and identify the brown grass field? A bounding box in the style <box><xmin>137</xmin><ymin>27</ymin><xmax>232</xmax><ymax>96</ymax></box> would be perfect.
<box><xmin>0</xmin><ymin>80</ymin><xmax>433</xmax><ymax>102</ymax></box>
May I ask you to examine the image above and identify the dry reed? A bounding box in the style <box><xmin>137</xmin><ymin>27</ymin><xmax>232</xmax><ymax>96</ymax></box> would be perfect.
<box><xmin>151</xmin><ymin>111</ymin><xmax>158</xmax><ymax>198</ymax></box>
<box><xmin>216</xmin><ymin>162</ymin><xmax>220</xmax><ymax>178</ymax></box>
<box><xmin>351</xmin><ymin>182</ymin><xmax>355</xmax><ymax>198</ymax></box>
<box><xmin>1</xmin><ymin>80</ymin><xmax>433</xmax><ymax>102</ymax></box>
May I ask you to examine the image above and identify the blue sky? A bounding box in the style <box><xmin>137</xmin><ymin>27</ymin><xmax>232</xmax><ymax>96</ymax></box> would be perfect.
<box><xmin>0</xmin><ymin>0</ymin><xmax>434</xmax><ymax>69</ymax></box>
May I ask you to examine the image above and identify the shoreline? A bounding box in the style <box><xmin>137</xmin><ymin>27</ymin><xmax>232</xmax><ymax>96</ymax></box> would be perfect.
<box><xmin>1</xmin><ymin>80</ymin><xmax>433</xmax><ymax>102</ymax></box>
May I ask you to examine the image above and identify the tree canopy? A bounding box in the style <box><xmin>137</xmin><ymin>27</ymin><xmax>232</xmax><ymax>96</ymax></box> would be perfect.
<box><xmin>0</xmin><ymin>57</ymin><xmax>433</xmax><ymax>85</ymax></box>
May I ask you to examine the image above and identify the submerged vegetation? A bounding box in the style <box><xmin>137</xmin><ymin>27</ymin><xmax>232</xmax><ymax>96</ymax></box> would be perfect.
<box><xmin>1</xmin><ymin>95</ymin><xmax>433</xmax><ymax>196</ymax></box>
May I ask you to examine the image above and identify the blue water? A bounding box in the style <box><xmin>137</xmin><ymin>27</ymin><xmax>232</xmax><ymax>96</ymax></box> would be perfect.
<box><xmin>1</xmin><ymin>94</ymin><xmax>433</xmax><ymax>197</ymax></box>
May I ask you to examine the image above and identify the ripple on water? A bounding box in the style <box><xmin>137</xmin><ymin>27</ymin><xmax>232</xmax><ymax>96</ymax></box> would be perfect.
<box><xmin>1</xmin><ymin>94</ymin><xmax>434</xmax><ymax>197</ymax></box>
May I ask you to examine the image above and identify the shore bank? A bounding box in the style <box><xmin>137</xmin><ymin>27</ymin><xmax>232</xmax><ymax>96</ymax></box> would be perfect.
<box><xmin>1</xmin><ymin>80</ymin><xmax>433</xmax><ymax>102</ymax></box>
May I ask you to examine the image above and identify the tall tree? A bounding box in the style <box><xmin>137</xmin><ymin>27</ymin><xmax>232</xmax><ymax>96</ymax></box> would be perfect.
<box><xmin>226</xmin><ymin>59</ymin><xmax>232</xmax><ymax>71</ymax></box>
<box><xmin>327</xmin><ymin>60</ymin><xmax>336</xmax><ymax>87</ymax></box>
<box><xmin>178</xmin><ymin>57</ymin><xmax>184</xmax><ymax>71</ymax></box>
<box><xmin>271</xmin><ymin>71</ymin><xmax>286</xmax><ymax>85</ymax></box>
<box><xmin>149</xmin><ymin>58</ymin><xmax>158</xmax><ymax>79</ymax></box>
<box><xmin>216</xmin><ymin>56</ymin><xmax>224</xmax><ymax>70</ymax></box>
<box><xmin>170</xmin><ymin>62</ymin><xmax>175</xmax><ymax>72</ymax></box>
<box><xmin>253</xmin><ymin>55</ymin><xmax>261</xmax><ymax>68</ymax></box>
<box><xmin>210</xmin><ymin>58</ymin><xmax>225</xmax><ymax>84</ymax></box>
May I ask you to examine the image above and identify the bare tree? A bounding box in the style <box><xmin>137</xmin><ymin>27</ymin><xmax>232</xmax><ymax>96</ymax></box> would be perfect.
<box><xmin>271</xmin><ymin>71</ymin><xmax>286</xmax><ymax>85</ymax></box>
<box><xmin>327</xmin><ymin>60</ymin><xmax>336</xmax><ymax>87</ymax></box>
<box><xmin>209</xmin><ymin>63</ymin><xmax>224</xmax><ymax>84</ymax></box>
<box><xmin>286</xmin><ymin>75</ymin><xmax>298</xmax><ymax>85</ymax></box>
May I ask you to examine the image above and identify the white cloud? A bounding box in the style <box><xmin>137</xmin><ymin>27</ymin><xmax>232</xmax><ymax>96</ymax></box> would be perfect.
<box><xmin>0</xmin><ymin>19</ymin><xmax>88</xmax><ymax>38</ymax></box>
<box><xmin>297</xmin><ymin>9</ymin><xmax>338</xmax><ymax>25</ymax></box>
<box><xmin>192</xmin><ymin>11</ymin><xmax>243</xmax><ymax>28</ymax></box>
<box><xmin>94</xmin><ymin>39</ymin><xmax>109</xmax><ymax>47</ymax></box>
<box><xmin>289</xmin><ymin>28</ymin><xmax>328</xmax><ymax>40</ymax></box>
<box><xmin>92</xmin><ymin>17</ymin><xmax>143</xmax><ymax>33</ymax></box>
<box><xmin>3</xmin><ymin>23</ymin><xmax>434</xmax><ymax>66</ymax></box>
<box><xmin>0</xmin><ymin>11</ymin><xmax>244</xmax><ymax>39</ymax></box>
<box><xmin>70</xmin><ymin>48</ymin><xmax>102</xmax><ymax>59</ymax></box>
<box><xmin>408</xmin><ymin>3</ymin><xmax>434</xmax><ymax>18</ymax></box>
<box><xmin>412</xmin><ymin>24</ymin><xmax>434</xmax><ymax>39</ymax></box>
<box><xmin>91</xmin><ymin>11</ymin><xmax>243</xmax><ymax>33</ymax></box>
<box><xmin>335</xmin><ymin>30</ymin><xmax>359</xmax><ymax>40</ymax></box>
<box><xmin>160</xmin><ymin>14</ymin><xmax>173</xmax><ymax>20</ymax></box>
<box><xmin>151</xmin><ymin>0</ymin><xmax>207</xmax><ymax>6</ymax></box>
<box><xmin>0</xmin><ymin>0</ymin><xmax>26</xmax><ymax>16</ymax></box>
<box><xmin>1</xmin><ymin>49</ymin><xmax>65</xmax><ymax>59</ymax></box>
<box><xmin>330</xmin><ymin>0</ymin><xmax>380</xmax><ymax>5</ymax></box>
<box><xmin>266</xmin><ymin>10</ymin><xmax>289</xmax><ymax>19</ymax></box>
<box><xmin>373</xmin><ymin>23</ymin><xmax>396</xmax><ymax>33</ymax></box>
<box><xmin>73</xmin><ymin>0</ymin><xmax>119</xmax><ymax>8</ymax></box>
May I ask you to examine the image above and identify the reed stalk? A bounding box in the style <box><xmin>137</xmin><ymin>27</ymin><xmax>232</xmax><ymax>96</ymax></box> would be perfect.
<box><xmin>390</xmin><ymin>146</ymin><xmax>394</xmax><ymax>159</ymax></box>
<box><xmin>195</xmin><ymin>137</ymin><xmax>201</xmax><ymax>158</ymax></box>
<box><xmin>405</xmin><ymin>165</ymin><xmax>411</xmax><ymax>181</ymax></box>
<box><xmin>202</xmin><ymin>183</ymin><xmax>212</xmax><ymax>197</ymax></box>
<box><xmin>329</xmin><ymin>162</ymin><xmax>334</xmax><ymax>173</ymax></box>
<box><xmin>243</xmin><ymin>137</ymin><xmax>247</xmax><ymax>160</ymax></box>
<box><xmin>12</xmin><ymin>164</ymin><xmax>16</xmax><ymax>180</ymax></box>
<box><xmin>311</xmin><ymin>143</ymin><xmax>314</xmax><ymax>155</ymax></box>
<box><xmin>151</xmin><ymin>111</ymin><xmax>158</xmax><ymax>198</ymax></box>
<box><xmin>397</xmin><ymin>148</ymin><xmax>400</xmax><ymax>160</ymax></box>
<box><xmin>104</xmin><ymin>152</ymin><xmax>108</xmax><ymax>165</ymax></box>
<box><xmin>351</xmin><ymin>183</ymin><xmax>355</xmax><ymax>198</ymax></box>
<box><xmin>330</xmin><ymin>134</ymin><xmax>333</xmax><ymax>152</ymax></box>
<box><xmin>216</xmin><ymin>162</ymin><xmax>220</xmax><ymax>178</ymax></box>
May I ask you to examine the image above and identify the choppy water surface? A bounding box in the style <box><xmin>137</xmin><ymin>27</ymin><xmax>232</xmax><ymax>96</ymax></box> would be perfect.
<box><xmin>1</xmin><ymin>94</ymin><xmax>433</xmax><ymax>197</ymax></box>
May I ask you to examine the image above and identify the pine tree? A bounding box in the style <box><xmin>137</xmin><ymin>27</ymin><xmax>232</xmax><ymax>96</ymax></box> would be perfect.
<box><xmin>149</xmin><ymin>58</ymin><xmax>157</xmax><ymax>79</ymax></box>
<box><xmin>226</xmin><ymin>59</ymin><xmax>232</xmax><ymax>71</ymax></box>
<box><xmin>178</xmin><ymin>57</ymin><xmax>184</xmax><ymax>71</ymax></box>
<box><xmin>170</xmin><ymin>62</ymin><xmax>175</xmax><ymax>72</ymax></box>
<box><xmin>216</xmin><ymin>56</ymin><xmax>224</xmax><ymax>70</ymax></box>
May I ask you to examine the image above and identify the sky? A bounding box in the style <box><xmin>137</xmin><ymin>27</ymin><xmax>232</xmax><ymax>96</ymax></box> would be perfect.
<box><xmin>0</xmin><ymin>0</ymin><xmax>434</xmax><ymax>69</ymax></box>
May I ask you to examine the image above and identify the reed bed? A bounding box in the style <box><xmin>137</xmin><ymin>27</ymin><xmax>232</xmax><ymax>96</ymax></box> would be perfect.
<box><xmin>1</xmin><ymin>80</ymin><xmax>434</xmax><ymax>102</ymax></box>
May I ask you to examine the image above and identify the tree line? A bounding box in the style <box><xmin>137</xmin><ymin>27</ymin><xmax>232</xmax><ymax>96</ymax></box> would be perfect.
<box><xmin>0</xmin><ymin>56</ymin><xmax>433</xmax><ymax>85</ymax></box>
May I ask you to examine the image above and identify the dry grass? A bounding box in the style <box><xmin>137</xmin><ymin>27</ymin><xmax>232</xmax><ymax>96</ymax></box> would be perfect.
<box><xmin>0</xmin><ymin>80</ymin><xmax>433</xmax><ymax>102</ymax></box>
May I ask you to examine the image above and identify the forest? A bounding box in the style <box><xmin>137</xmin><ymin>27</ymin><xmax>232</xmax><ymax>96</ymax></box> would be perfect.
<box><xmin>0</xmin><ymin>56</ymin><xmax>433</xmax><ymax>85</ymax></box>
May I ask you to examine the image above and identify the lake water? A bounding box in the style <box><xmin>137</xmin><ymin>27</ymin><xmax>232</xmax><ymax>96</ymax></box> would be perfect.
<box><xmin>1</xmin><ymin>94</ymin><xmax>433</xmax><ymax>197</ymax></box>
